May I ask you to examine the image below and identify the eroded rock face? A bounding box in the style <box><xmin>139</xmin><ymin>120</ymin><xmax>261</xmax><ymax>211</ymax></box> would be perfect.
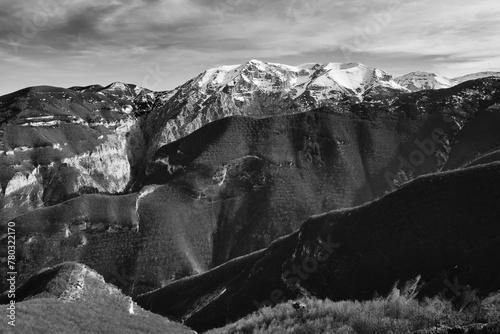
<box><xmin>59</xmin><ymin>118</ymin><xmax>141</xmax><ymax>194</ymax></box>
<box><xmin>0</xmin><ymin>84</ymin><xmax>150</xmax><ymax>221</ymax></box>
<box><xmin>1</xmin><ymin>168</ymin><xmax>44</xmax><ymax>219</ymax></box>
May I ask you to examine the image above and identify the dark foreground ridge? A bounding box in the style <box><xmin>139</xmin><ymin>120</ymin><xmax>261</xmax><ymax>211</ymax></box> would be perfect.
<box><xmin>136</xmin><ymin>162</ymin><xmax>500</xmax><ymax>332</ymax></box>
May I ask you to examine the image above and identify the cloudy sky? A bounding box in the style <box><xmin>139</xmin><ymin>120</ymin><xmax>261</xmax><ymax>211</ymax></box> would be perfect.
<box><xmin>0</xmin><ymin>0</ymin><xmax>498</xmax><ymax>95</ymax></box>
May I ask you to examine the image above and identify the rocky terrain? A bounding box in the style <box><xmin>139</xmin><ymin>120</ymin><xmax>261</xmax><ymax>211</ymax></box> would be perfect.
<box><xmin>0</xmin><ymin>262</ymin><xmax>194</xmax><ymax>333</ymax></box>
<box><xmin>0</xmin><ymin>83</ymin><xmax>153</xmax><ymax>221</ymax></box>
<box><xmin>1</xmin><ymin>60</ymin><xmax>500</xmax><ymax>332</ymax></box>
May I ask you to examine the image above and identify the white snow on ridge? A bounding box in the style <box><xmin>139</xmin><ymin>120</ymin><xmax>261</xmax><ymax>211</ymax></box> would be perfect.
<box><xmin>395</xmin><ymin>71</ymin><xmax>500</xmax><ymax>92</ymax></box>
<box><xmin>197</xmin><ymin>64</ymin><xmax>241</xmax><ymax>88</ymax></box>
<box><xmin>453</xmin><ymin>72</ymin><xmax>500</xmax><ymax>84</ymax></box>
<box><xmin>106</xmin><ymin>82</ymin><xmax>129</xmax><ymax>91</ymax></box>
<box><xmin>192</xmin><ymin>59</ymin><xmax>408</xmax><ymax>102</ymax></box>
<box><xmin>395</xmin><ymin>71</ymin><xmax>454</xmax><ymax>92</ymax></box>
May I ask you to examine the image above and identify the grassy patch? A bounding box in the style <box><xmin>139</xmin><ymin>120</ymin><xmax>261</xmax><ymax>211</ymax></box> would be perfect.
<box><xmin>0</xmin><ymin>298</ymin><xmax>193</xmax><ymax>334</ymax></box>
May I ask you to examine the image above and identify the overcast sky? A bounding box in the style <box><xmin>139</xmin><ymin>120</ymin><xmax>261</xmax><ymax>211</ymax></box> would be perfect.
<box><xmin>0</xmin><ymin>0</ymin><xmax>498</xmax><ymax>95</ymax></box>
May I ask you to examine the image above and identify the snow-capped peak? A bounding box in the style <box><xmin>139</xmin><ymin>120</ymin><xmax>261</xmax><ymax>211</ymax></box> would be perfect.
<box><xmin>197</xmin><ymin>64</ymin><xmax>241</xmax><ymax>88</ymax></box>
<box><xmin>306</xmin><ymin>62</ymin><xmax>406</xmax><ymax>95</ymax></box>
<box><xmin>394</xmin><ymin>71</ymin><xmax>454</xmax><ymax>92</ymax></box>
<box><xmin>192</xmin><ymin>59</ymin><xmax>407</xmax><ymax>100</ymax></box>
<box><xmin>144</xmin><ymin>60</ymin><xmax>499</xmax><ymax>160</ymax></box>
<box><xmin>105</xmin><ymin>82</ymin><xmax>130</xmax><ymax>91</ymax></box>
<box><xmin>246</xmin><ymin>59</ymin><xmax>269</xmax><ymax>70</ymax></box>
<box><xmin>395</xmin><ymin>71</ymin><xmax>500</xmax><ymax>92</ymax></box>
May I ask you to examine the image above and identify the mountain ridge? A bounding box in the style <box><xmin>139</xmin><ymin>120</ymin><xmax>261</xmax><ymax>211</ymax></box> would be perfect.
<box><xmin>5</xmin><ymin>76</ymin><xmax>500</xmax><ymax>297</ymax></box>
<box><xmin>395</xmin><ymin>70</ymin><xmax>500</xmax><ymax>92</ymax></box>
<box><xmin>135</xmin><ymin>161</ymin><xmax>500</xmax><ymax>331</ymax></box>
<box><xmin>1</xmin><ymin>60</ymin><xmax>500</xmax><ymax>333</ymax></box>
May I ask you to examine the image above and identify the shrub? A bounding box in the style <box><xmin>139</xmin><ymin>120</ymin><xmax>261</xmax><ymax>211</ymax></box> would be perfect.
<box><xmin>207</xmin><ymin>286</ymin><xmax>500</xmax><ymax>334</ymax></box>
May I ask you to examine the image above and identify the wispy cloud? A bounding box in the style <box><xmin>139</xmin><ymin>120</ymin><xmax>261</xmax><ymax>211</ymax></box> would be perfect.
<box><xmin>0</xmin><ymin>0</ymin><xmax>498</xmax><ymax>94</ymax></box>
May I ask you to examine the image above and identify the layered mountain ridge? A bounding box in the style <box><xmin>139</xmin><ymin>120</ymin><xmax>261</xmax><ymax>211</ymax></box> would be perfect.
<box><xmin>395</xmin><ymin>70</ymin><xmax>500</xmax><ymax>92</ymax></box>
<box><xmin>5</xmin><ymin>58</ymin><xmax>488</xmax><ymax>222</ymax></box>
<box><xmin>136</xmin><ymin>161</ymin><xmax>500</xmax><ymax>331</ymax></box>
<box><xmin>143</xmin><ymin>60</ymin><xmax>413</xmax><ymax>161</ymax></box>
<box><xmin>3</xmin><ymin>74</ymin><xmax>500</xmax><ymax>297</ymax></box>
<box><xmin>1</xmin><ymin>60</ymin><xmax>500</xmax><ymax>332</ymax></box>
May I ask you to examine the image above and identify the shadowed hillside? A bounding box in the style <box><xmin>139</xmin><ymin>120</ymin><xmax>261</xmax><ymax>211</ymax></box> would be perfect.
<box><xmin>136</xmin><ymin>162</ymin><xmax>500</xmax><ymax>332</ymax></box>
<box><xmin>130</xmin><ymin>78</ymin><xmax>500</xmax><ymax>291</ymax></box>
<box><xmin>0</xmin><ymin>193</ymin><xmax>139</xmax><ymax>293</ymax></box>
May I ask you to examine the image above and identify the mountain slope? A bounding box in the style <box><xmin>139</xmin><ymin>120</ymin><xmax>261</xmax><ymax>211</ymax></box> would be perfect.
<box><xmin>395</xmin><ymin>71</ymin><xmax>455</xmax><ymax>91</ymax></box>
<box><xmin>0</xmin><ymin>262</ymin><xmax>194</xmax><ymax>334</ymax></box>
<box><xmin>5</xmin><ymin>77</ymin><xmax>500</xmax><ymax>297</ymax></box>
<box><xmin>454</xmin><ymin>71</ymin><xmax>500</xmax><ymax>84</ymax></box>
<box><xmin>143</xmin><ymin>60</ymin><xmax>409</xmax><ymax>159</ymax></box>
<box><xmin>136</xmin><ymin>161</ymin><xmax>500</xmax><ymax>332</ymax></box>
<box><xmin>0</xmin><ymin>83</ymin><xmax>152</xmax><ymax>221</ymax></box>
<box><xmin>1</xmin><ymin>63</ymin><xmax>500</xmax><ymax>333</ymax></box>
<box><xmin>1</xmin><ymin>62</ymin><xmax>497</xmax><ymax>223</ymax></box>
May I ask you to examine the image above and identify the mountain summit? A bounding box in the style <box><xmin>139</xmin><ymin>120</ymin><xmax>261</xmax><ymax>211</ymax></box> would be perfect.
<box><xmin>144</xmin><ymin>59</ymin><xmax>410</xmax><ymax>158</ymax></box>
<box><xmin>395</xmin><ymin>70</ymin><xmax>500</xmax><ymax>92</ymax></box>
<box><xmin>195</xmin><ymin>59</ymin><xmax>407</xmax><ymax>99</ymax></box>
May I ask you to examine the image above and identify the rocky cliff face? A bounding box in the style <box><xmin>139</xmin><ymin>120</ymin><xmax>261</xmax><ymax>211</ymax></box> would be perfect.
<box><xmin>0</xmin><ymin>84</ymin><xmax>151</xmax><ymax>221</ymax></box>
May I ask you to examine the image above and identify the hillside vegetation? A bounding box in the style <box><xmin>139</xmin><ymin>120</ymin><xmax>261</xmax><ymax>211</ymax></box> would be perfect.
<box><xmin>209</xmin><ymin>286</ymin><xmax>500</xmax><ymax>334</ymax></box>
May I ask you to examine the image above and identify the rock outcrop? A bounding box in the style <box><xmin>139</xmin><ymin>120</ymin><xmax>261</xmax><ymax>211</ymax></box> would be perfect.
<box><xmin>0</xmin><ymin>262</ymin><xmax>195</xmax><ymax>334</ymax></box>
<box><xmin>0</xmin><ymin>84</ymin><xmax>151</xmax><ymax>221</ymax></box>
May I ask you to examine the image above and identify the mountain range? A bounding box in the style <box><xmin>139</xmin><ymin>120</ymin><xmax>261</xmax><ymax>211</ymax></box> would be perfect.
<box><xmin>1</xmin><ymin>60</ymin><xmax>500</xmax><ymax>333</ymax></box>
